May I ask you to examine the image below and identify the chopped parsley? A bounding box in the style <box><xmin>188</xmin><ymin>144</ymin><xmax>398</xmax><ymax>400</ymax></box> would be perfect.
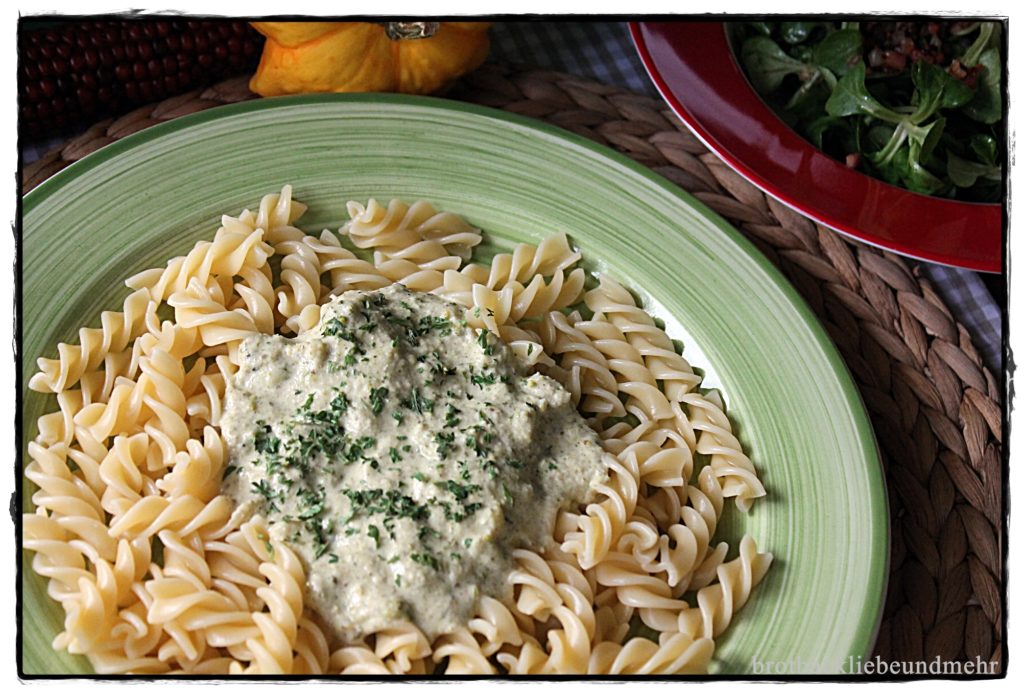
<box><xmin>439</xmin><ymin>479</ymin><xmax>481</xmax><ymax>501</ymax></box>
<box><xmin>369</xmin><ymin>387</ymin><xmax>389</xmax><ymax>415</ymax></box>
<box><xmin>402</xmin><ymin>388</ymin><xmax>434</xmax><ymax>415</ymax></box>
<box><xmin>470</xmin><ymin>369</ymin><xmax>498</xmax><ymax>387</ymax></box>
<box><xmin>321</xmin><ymin>317</ymin><xmax>365</xmax><ymax>354</ymax></box>
<box><xmin>477</xmin><ymin>329</ymin><xmax>494</xmax><ymax>355</ymax></box>
<box><xmin>296</xmin><ymin>487</ymin><xmax>325</xmax><ymax>520</ymax></box>
<box><xmin>254</xmin><ymin>425</ymin><xmax>281</xmax><ymax>456</ymax></box>
<box><xmin>410</xmin><ymin>552</ymin><xmax>440</xmax><ymax>571</ymax></box>
<box><xmin>444</xmin><ymin>403</ymin><xmax>461</xmax><ymax>428</ymax></box>
<box><xmin>418</xmin><ymin>525</ymin><xmax>441</xmax><ymax>541</ymax></box>
<box><xmin>342</xmin><ymin>488</ymin><xmax>431</xmax><ymax>523</ymax></box>
<box><xmin>434</xmin><ymin>431</ymin><xmax>456</xmax><ymax>459</ymax></box>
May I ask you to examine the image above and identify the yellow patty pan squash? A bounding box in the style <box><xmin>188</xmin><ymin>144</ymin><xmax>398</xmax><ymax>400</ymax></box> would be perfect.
<box><xmin>249</xmin><ymin>21</ymin><xmax>492</xmax><ymax>96</ymax></box>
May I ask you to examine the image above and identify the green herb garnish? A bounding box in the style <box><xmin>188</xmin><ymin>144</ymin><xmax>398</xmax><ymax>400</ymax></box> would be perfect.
<box><xmin>410</xmin><ymin>552</ymin><xmax>440</xmax><ymax>570</ymax></box>
<box><xmin>369</xmin><ymin>387</ymin><xmax>389</xmax><ymax>415</ymax></box>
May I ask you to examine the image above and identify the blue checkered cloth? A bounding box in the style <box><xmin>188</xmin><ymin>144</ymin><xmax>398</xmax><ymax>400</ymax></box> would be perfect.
<box><xmin>490</xmin><ymin>21</ymin><xmax>1004</xmax><ymax>374</ymax></box>
<box><xmin>21</xmin><ymin>20</ymin><xmax>1002</xmax><ymax>373</ymax></box>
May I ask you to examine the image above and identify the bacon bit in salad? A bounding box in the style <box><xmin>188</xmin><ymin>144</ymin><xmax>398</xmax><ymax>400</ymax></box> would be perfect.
<box><xmin>863</xmin><ymin>21</ymin><xmax>950</xmax><ymax>75</ymax></box>
<box><xmin>964</xmin><ymin>66</ymin><xmax>984</xmax><ymax>89</ymax></box>
<box><xmin>884</xmin><ymin>51</ymin><xmax>908</xmax><ymax>71</ymax></box>
<box><xmin>845</xmin><ymin>152</ymin><xmax>861</xmax><ymax>169</ymax></box>
<box><xmin>948</xmin><ymin>58</ymin><xmax>985</xmax><ymax>89</ymax></box>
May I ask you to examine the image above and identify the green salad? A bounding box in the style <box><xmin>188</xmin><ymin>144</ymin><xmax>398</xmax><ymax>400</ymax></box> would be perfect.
<box><xmin>735</xmin><ymin>20</ymin><xmax>1003</xmax><ymax>202</ymax></box>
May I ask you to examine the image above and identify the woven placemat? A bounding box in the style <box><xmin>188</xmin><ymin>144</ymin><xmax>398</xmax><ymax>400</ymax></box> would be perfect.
<box><xmin>21</xmin><ymin>65</ymin><xmax>1004</xmax><ymax>673</ymax></box>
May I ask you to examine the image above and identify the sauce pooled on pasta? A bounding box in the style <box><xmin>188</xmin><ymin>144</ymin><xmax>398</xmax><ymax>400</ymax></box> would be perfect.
<box><xmin>219</xmin><ymin>284</ymin><xmax>607</xmax><ymax>640</ymax></box>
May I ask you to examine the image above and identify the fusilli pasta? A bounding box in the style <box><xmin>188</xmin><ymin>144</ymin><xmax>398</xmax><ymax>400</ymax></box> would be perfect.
<box><xmin>23</xmin><ymin>187</ymin><xmax>771</xmax><ymax>674</ymax></box>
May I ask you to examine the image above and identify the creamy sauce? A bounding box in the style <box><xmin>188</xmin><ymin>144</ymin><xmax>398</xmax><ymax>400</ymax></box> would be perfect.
<box><xmin>219</xmin><ymin>285</ymin><xmax>607</xmax><ymax>641</ymax></box>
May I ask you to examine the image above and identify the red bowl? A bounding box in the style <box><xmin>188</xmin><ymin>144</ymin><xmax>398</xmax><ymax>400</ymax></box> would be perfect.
<box><xmin>631</xmin><ymin>21</ymin><xmax>1002</xmax><ymax>273</ymax></box>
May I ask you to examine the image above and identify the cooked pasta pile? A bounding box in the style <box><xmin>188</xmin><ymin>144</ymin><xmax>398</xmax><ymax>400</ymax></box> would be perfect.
<box><xmin>23</xmin><ymin>187</ymin><xmax>771</xmax><ymax>674</ymax></box>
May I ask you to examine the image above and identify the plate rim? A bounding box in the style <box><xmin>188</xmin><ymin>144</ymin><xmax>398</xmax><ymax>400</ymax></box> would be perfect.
<box><xmin>629</xmin><ymin>20</ymin><xmax>1003</xmax><ymax>274</ymax></box>
<box><xmin>21</xmin><ymin>92</ymin><xmax>890</xmax><ymax>672</ymax></box>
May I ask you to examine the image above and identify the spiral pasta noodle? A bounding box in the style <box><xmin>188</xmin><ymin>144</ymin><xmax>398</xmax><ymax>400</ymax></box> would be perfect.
<box><xmin>23</xmin><ymin>186</ymin><xmax>771</xmax><ymax>675</ymax></box>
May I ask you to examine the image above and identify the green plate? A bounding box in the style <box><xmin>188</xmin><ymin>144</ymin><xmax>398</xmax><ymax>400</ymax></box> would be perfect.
<box><xmin>21</xmin><ymin>94</ymin><xmax>887</xmax><ymax>676</ymax></box>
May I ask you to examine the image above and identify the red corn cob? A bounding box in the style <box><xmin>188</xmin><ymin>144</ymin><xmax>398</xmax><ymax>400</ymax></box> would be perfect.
<box><xmin>19</xmin><ymin>19</ymin><xmax>264</xmax><ymax>138</ymax></box>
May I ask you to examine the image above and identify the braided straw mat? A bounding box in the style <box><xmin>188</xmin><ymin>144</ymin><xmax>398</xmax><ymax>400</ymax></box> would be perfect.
<box><xmin>21</xmin><ymin>66</ymin><xmax>1004</xmax><ymax>673</ymax></box>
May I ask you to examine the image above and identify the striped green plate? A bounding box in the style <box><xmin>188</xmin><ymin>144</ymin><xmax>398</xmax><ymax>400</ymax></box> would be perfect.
<box><xmin>21</xmin><ymin>94</ymin><xmax>887</xmax><ymax>676</ymax></box>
